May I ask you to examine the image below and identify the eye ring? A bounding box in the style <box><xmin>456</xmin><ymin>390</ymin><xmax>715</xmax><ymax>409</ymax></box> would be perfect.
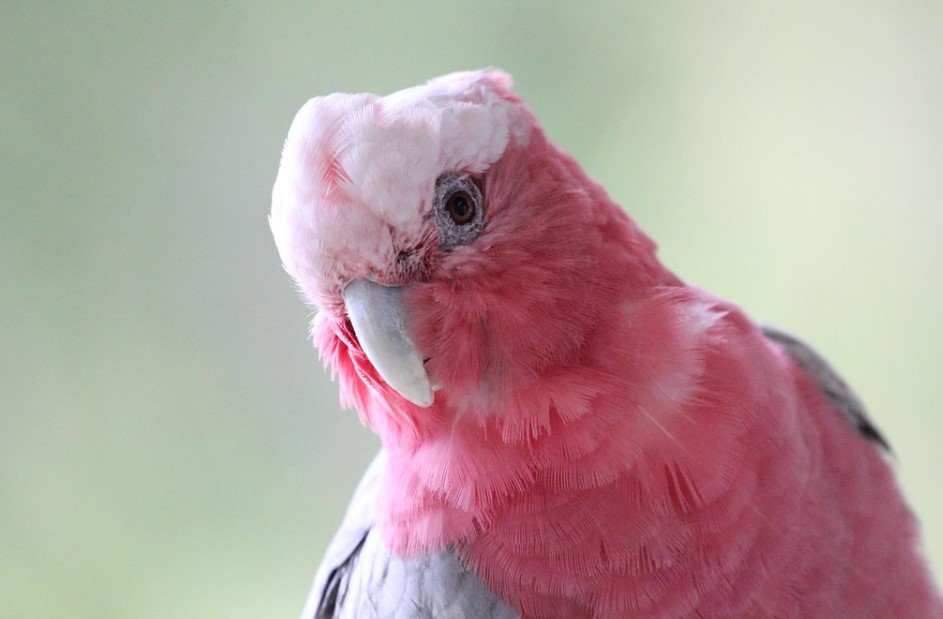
<box><xmin>433</xmin><ymin>172</ymin><xmax>485</xmax><ymax>250</ymax></box>
<box><xmin>445</xmin><ymin>190</ymin><xmax>476</xmax><ymax>225</ymax></box>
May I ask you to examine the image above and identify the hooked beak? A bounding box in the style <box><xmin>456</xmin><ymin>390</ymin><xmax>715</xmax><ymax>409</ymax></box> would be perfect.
<box><xmin>342</xmin><ymin>279</ymin><xmax>434</xmax><ymax>407</ymax></box>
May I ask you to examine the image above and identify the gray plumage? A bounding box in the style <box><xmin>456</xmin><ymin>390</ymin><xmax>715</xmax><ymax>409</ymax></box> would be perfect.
<box><xmin>302</xmin><ymin>327</ymin><xmax>886</xmax><ymax>618</ymax></box>
<box><xmin>760</xmin><ymin>324</ymin><xmax>890</xmax><ymax>451</ymax></box>
<box><xmin>301</xmin><ymin>451</ymin><xmax>517</xmax><ymax>619</ymax></box>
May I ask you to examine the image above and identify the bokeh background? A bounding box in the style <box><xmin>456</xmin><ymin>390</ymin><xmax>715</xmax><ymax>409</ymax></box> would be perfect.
<box><xmin>3</xmin><ymin>2</ymin><xmax>942</xmax><ymax>617</ymax></box>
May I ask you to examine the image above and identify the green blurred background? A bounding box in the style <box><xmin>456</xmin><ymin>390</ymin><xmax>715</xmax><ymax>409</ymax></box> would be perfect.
<box><xmin>2</xmin><ymin>2</ymin><xmax>941</xmax><ymax>617</ymax></box>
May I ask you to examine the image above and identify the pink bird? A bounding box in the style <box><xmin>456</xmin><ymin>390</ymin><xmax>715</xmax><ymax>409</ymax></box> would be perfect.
<box><xmin>270</xmin><ymin>70</ymin><xmax>943</xmax><ymax>618</ymax></box>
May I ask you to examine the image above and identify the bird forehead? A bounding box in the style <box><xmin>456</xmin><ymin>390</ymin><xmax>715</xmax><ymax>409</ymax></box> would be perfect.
<box><xmin>282</xmin><ymin>70</ymin><xmax>525</xmax><ymax>210</ymax></box>
<box><xmin>270</xmin><ymin>69</ymin><xmax>529</xmax><ymax>303</ymax></box>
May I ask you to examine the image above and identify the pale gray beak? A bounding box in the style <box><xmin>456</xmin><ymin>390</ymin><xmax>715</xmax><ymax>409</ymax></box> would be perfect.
<box><xmin>342</xmin><ymin>279</ymin><xmax>434</xmax><ymax>407</ymax></box>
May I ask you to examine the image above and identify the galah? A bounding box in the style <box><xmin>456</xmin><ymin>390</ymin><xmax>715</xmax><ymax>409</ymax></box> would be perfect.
<box><xmin>270</xmin><ymin>69</ymin><xmax>942</xmax><ymax>618</ymax></box>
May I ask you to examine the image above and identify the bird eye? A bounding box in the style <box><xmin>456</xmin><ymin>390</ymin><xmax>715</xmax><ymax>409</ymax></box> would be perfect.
<box><xmin>433</xmin><ymin>172</ymin><xmax>484</xmax><ymax>249</ymax></box>
<box><xmin>445</xmin><ymin>190</ymin><xmax>475</xmax><ymax>225</ymax></box>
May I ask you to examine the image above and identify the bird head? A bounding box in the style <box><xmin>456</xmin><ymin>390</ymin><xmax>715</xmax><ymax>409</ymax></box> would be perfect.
<box><xmin>271</xmin><ymin>69</ymin><xmax>667</xmax><ymax>441</ymax></box>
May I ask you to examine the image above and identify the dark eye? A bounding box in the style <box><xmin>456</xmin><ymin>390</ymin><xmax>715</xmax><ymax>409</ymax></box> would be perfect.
<box><xmin>433</xmin><ymin>172</ymin><xmax>484</xmax><ymax>249</ymax></box>
<box><xmin>445</xmin><ymin>190</ymin><xmax>475</xmax><ymax>225</ymax></box>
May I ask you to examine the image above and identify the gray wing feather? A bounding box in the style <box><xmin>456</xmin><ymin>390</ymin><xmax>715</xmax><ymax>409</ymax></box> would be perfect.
<box><xmin>301</xmin><ymin>451</ymin><xmax>518</xmax><ymax>619</ymax></box>
<box><xmin>302</xmin><ymin>451</ymin><xmax>386</xmax><ymax>619</ymax></box>
<box><xmin>760</xmin><ymin>324</ymin><xmax>890</xmax><ymax>451</ymax></box>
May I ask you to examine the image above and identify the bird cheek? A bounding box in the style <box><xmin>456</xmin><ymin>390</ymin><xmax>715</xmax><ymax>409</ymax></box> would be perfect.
<box><xmin>405</xmin><ymin>284</ymin><xmax>488</xmax><ymax>400</ymax></box>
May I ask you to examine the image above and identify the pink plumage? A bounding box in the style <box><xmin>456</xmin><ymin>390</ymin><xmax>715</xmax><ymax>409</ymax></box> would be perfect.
<box><xmin>272</xmin><ymin>70</ymin><xmax>942</xmax><ymax>618</ymax></box>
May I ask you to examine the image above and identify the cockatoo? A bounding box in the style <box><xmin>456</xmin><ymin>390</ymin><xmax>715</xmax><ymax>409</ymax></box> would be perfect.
<box><xmin>270</xmin><ymin>69</ymin><xmax>942</xmax><ymax>618</ymax></box>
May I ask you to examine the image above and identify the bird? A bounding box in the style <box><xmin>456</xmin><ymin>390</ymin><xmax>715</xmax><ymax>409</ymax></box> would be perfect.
<box><xmin>270</xmin><ymin>69</ymin><xmax>943</xmax><ymax>618</ymax></box>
